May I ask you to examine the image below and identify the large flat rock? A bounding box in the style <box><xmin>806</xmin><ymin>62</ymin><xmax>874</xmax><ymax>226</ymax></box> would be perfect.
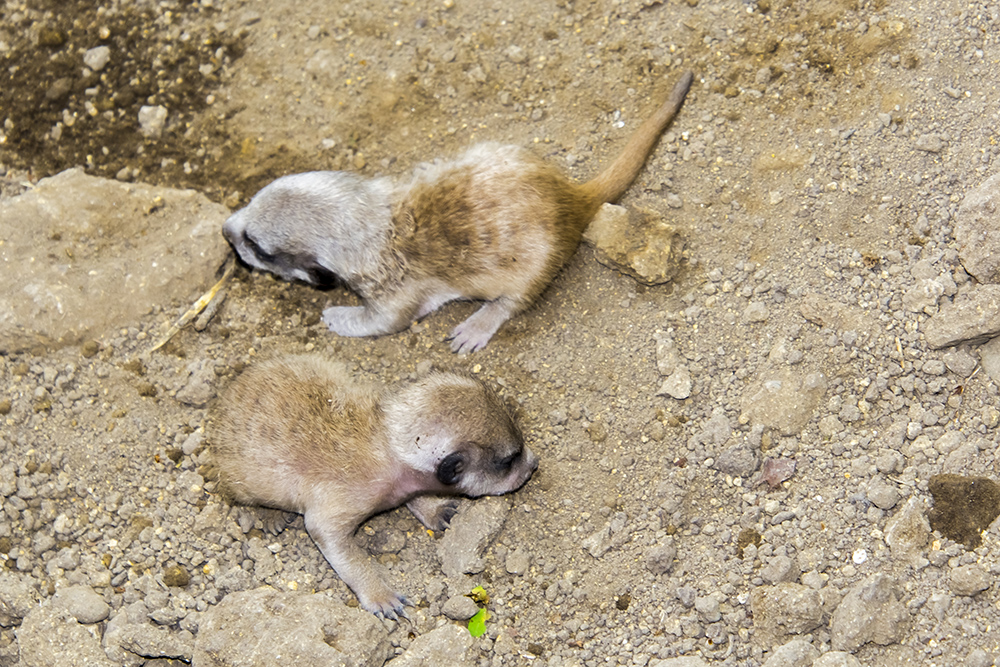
<box><xmin>193</xmin><ymin>587</ymin><xmax>391</xmax><ymax>666</ymax></box>
<box><xmin>955</xmin><ymin>172</ymin><xmax>1000</xmax><ymax>284</ymax></box>
<box><xmin>0</xmin><ymin>168</ymin><xmax>229</xmax><ymax>353</ymax></box>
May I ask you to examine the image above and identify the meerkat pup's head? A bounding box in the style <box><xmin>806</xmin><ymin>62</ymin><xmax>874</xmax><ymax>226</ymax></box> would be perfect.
<box><xmin>222</xmin><ymin>171</ymin><xmax>394</xmax><ymax>288</ymax></box>
<box><xmin>386</xmin><ymin>371</ymin><xmax>538</xmax><ymax>498</ymax></box>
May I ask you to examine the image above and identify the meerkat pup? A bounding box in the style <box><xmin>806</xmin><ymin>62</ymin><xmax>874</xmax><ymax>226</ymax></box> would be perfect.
<box><xmin>208</xmin><ymin>354</ymin><xmax>537</xmax><ymax>618</ymax></box>
<box><xmin>223</xmin><ymin>71</ymin><xmax>693</xmax><ymax>352</ymax></box>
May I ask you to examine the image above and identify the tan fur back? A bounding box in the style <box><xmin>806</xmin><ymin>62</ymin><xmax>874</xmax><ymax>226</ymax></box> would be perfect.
<box><xmin>392</xmin><ymin>144</ymin><xmax>598</xmax><ymax>305</ymax></box>
<box><xmin>210</xmin><ymin>356</ymin><xmax>388</xmax><ymax>510</ymax></box>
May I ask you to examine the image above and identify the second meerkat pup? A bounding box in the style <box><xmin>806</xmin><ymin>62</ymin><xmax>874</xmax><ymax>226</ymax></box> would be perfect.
<box><xmin>208</xmin><ymin>354</ymin><xmax>537</xmax><ymax>619</ymax></box>
<box><xmin>222</xmin><ymin>70</ymin><xmax>694</xmax><ymax>352</ymax></box>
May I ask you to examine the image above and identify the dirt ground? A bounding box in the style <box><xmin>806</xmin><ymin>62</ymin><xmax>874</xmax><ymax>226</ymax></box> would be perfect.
<box><xmin>2</xmin><ymin>0</ymin><xmax>1000</xmax><ymax>665</ymax></box>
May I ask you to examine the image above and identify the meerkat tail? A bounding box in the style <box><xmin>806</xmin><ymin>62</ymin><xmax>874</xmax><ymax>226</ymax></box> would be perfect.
<box><xmin>580</xmin><ymin>70</ymin><xmax>694</xmax><ymax>204</ymax></box>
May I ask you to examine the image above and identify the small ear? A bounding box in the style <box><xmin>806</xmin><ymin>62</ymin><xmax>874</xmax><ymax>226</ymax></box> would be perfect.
<box><xmin>436</xmin><ymin>452</ymin><xmax>465</xmax><ymax>486</ymax></box>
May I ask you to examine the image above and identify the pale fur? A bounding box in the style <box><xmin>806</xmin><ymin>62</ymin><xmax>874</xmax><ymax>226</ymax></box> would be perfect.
<box><xmin>208</xmin><ymin>354</ymin><xmax>537</xmax><ymax>618</ymax></box>
<box><xmin>223</xmin><ymin>71</ymin><xmax>694</xmax><ymax>352</ymax></box>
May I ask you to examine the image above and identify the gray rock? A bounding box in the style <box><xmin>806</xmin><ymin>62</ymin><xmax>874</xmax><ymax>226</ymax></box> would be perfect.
<box><xmin>883</xmin><ymin>496</ymin><xmax>930</xmax><ymax>566</ymax></box>
<box><xmin>943</xmin><ymin>441</ymin><xmax>980</xmax><ymax>472</ymax></box>
<box><xmin>656</xmin><ymin>368</ymin><xmax>692</xmax><ymax>400</ymax></box>
<box><xmin>750</xmin><ymin>583</ymin><xmax>824</xmax><ymax>646</ymax></box>
<box><xmin>866</xmin><ymin>477</ymin><xmax>900</xmax><ymax>510</ymax></box>
<box><xmin>17</xmin><ymin>605</ymin><xmax>116</xmax><ymax>667</ymax></box>
<box><xmin>116</xmin><ymin>623</ymin><xmax>193</xmax><ymax>661</ymax></box>
<box><xmin>0</xmin><ymin>463</ymin><xmax>16</xmax><ymax>497</ymax></box>
<box><xmin>214</xmin><ymin>566</ymin><xmax>255</xmax><ymax>594</ymax></box>
<box><xmin>504</xmin><ymin>44</ymin><xmax>528</xmax><ymax>64</ymax></box>
<box><xmin>0</xmin><ymin>169</ymin><xmax>229</xmax><ymax>354</ymax></box>
<box><xmin>45</xmin><ymin>77</ymin><xmax>74</xmax><ymax>102</ymax></box>
<box><xmin>583</xmin><ymin>203</ymin><xmax>684</xmax><ymax>286</ymax></box>
<box><xmin>193</xmin><ymin>587</ymin><xmax>391</xmax><ymax>666</ymax></box>
<box><xmin>915</xmin><ymin>133</ymin><xmax>944</xmax><ymax>152</ymax></box>
<box><xmin>83</xmin><ymin>45</ymin><xmax>111</xmax><ymax>71</ymax></box>
<box><xmin>181</xmin><ymin>429</ymin><xmax>205</xmax><ymax>456</ymax></box>
<box><xmin>966</xmin><ymin>649</ymin><xmax>996</xmax><ymax>667</ymax></box>
<box><xmin>245</xmin><ymin>536</ymin><xmax>278</xmax><ymax>580</ymax></box>
<box><xmin>902</xmin><ymin>279</ymin><xmax>945</xmax><ymax>313</ymax></box>
<box><xmin>192</xmin><ymin>503</ymin><xmax>226</xmax><ymax>537</ymax></box>
<box><xmin>505</xmin><ymin>548</ymin><xmax>530</xmax><ymax>575</ymax></box>
<box><xmin>138</xmin><ymin>105</ymin><xmax>168</xmax><ymax>139</ymax></box>
<box><xmin>743</xmin><ymin>301</ymin><xmax>770</xmax><ymax>323</ymax></box>
<box><xmin>437</xmin><ymin>495</ymin><xmax>511</xmax><ymax>578</ymax></box>
<box><xmin>694</xmin><ymin>595</ymin><xmax>721</xmax><ymax>622</ymax></box>
<box><xmin>980</xmin><ymin>335</ymin><xmax>1000</xmax><ymax>386</ymax></box>
<box><xmin>760</xmin><ymin>555</ymin><xmax>800</xmax><ymax>585</ymax></box>
<box><xmin>761</xmin><ymin>638</ymin><xmax>819</xmax><ymax>667</ymax></box>
<box><xmin>644</xmin><ymin>540</ymin><xmax>677</xmax><ymax>575</ymax></box>
<box><xmin>655</xmin><ymin>333</ymin><xmax>684</xmax><ymax>375</ymax></box>
<box><xmin>830</xmin><ymin>574</ymin><xmax>909</xmax><ymax>652</ymax></box>
<box><xmin>812</xmin><ymin>652</ymin><xmax>863</xmax><ymax>667</ymax></box>
<box><xmin>955</xmin><ymin>172</ymin><xmax>1000</xmax><ymax>283</ymax></box>
<box><xmin>102</xmin><ymin>605</ymin><xmax>148</xmax><ymax>666</ymax></box>
<box><xmin>582</xmin><ymin>523</ymin><xmax>612</xmax><ymax>558</ymax></box>
<box><xmin>924</xmin><ymin>284</ymin><xmax>1000</xmax><ymax>348</ymax></box>
<box><xmin>176</xmin><ymin>359</ymin><xmax>218</xmax><ymax>408</ymax></box>
<box><xmin>949</xmin><ymin>564</ymin><xmax>990</xmax><ymax>596</ymax></box>
<box><xmin>714</xmin><ymin>442</ymin><xmax>760</xmax><ymax>478</ymax></box>
<box><xmin>149</xmin><ymin>606</ymin><xmax>187</xmax><ymax>625</ymax></box>
<box><xmin>0</xmin><ymin>572</ymin><xmax>39</xmax><ymax>627</ymax></box>
<box><xmin>926</xmin><ymin>591</ymin><xmax>951</xmax><ymax>621</ymax></box>
<box><xmin>441</xmin><ymin>594</ymin><xmax>479</xmax><ymax>621</ymax></box>
<box><xmin>49</xmin><ymin>546</ymin><xmax>81</xmax><ymax>569</ymax></box>
<box><xmin>582</xmin><ymin>511</ymin><xmax>628</xmax><ymax>558</ymax></box>
<box><xmin>33</xmin><ymin>531</ymin><xmax>56</xmax><ymax>554</ymax></box>
<box><xmin>740</xmin><ymin>372</ymin><xmax>828</xmax><ymax>436</ymax></box>
<box><xmin>52</xmin><ymin>585</ymin><xmax>110</xmax><ymax>623</ymax></box>
<box><xmin>875</xmin><ymin>449</ymin><xmax>903</xmax><ymax>474</ymax></box>
<box><xmin>386</xmin><ymin>623</ymin><xmax>476</xmax><ymax>666</ymax></box>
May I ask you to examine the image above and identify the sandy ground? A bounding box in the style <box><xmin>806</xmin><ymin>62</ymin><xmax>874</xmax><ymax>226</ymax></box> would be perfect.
<box><xmin>2</xmin><ymin>0</ymin><xmax>1000</xmax><ymax>665</ymax></box>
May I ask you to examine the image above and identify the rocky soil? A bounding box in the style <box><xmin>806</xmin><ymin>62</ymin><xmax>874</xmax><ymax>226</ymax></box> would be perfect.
<box><xmin>2</xmin><ymin>0</ymin><xmax>1000</xmax><ymax>665</ymax></box>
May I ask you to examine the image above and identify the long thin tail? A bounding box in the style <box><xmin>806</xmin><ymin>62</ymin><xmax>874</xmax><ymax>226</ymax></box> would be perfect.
<box><xmin>580</xmin><ymin>70</ymin><xmax>694</xmax><ymax>203</ymax></box>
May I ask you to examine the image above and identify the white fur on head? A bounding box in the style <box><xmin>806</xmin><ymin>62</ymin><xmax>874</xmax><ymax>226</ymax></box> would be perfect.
<box><xmin>383</xmin><ymin>372</ymin><xmax>482</xmax><ymax>472</ymax></box>
<box><xmin>383</xmin><ymin>372</ymin><xmax>537</xmax><ymax>498</ymax></box>
<box><xmin>222</xmin><ymin>171</ymin><xmax>395</xmax><ymax>292</ymax></box>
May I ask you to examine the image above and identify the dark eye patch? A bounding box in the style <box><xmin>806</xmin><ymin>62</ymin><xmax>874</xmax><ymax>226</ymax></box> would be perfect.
<box><xmin>496</xmin><ymin>450</ymin><xmax>521</xmax><ymax>472</ymax></box>
<box><xmin>243</xmin><ymin>232</ymin><xmax>277</xmax><ymax>264</ymax></box>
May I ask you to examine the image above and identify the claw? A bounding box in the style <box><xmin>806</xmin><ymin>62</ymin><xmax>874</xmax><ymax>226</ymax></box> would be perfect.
<box><xmin>365</xmin><ymin>592</ymin><xmax>413</xmax><ymax>622</ymax></box>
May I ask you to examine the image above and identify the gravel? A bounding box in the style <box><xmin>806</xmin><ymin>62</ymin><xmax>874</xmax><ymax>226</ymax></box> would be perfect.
<box><xmin>2</xmin><ymin>0</ymin><xmax>1000</xmax><ymax>664</ymax></box>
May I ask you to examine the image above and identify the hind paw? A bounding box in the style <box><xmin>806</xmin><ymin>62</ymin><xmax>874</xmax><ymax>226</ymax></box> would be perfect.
<box><xmin>448</xmin><ymin>298</ymin><xmax>516</xmax><ymax>353</ymax></box>
<box><xmin>448</xmin><ymin>325</ymin><xmax>494</xmax><ymax>353</ymax></box>
<box><xmin>359</xmin><ymin>589</ymin><xmax>412</xmax><ymax>621</ymax></box>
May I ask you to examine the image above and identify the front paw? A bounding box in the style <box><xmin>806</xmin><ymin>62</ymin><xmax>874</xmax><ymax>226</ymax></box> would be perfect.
<box><xmin>259</xmin><ymin>508</ymin><xmax>297</xmax><ymax>535</ymax></box>
<box><xmin>407</xmin><ymin>496</ymin><xmax>462</xmax><ymax>531</ymax></box>
<box><xmin>322</xmin><ymin>306</ymin><xmax>367</xmax><ymax>336</ymax></box>
<box><xmin>429</xmin><ymin>499</ymin><xmax>460</xmax><ymax>531</ymax></box>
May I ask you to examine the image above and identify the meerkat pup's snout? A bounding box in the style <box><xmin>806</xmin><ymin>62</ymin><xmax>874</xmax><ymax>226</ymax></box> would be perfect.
<box><xmin>208</xmin><ymin>354</ymin><xmax>537</xmax><ymax>618</ymax></box>
<box><xmin>223</xmin><ymin>70</ymin><xmax>693</xmax><ymax>352</ymax></box>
